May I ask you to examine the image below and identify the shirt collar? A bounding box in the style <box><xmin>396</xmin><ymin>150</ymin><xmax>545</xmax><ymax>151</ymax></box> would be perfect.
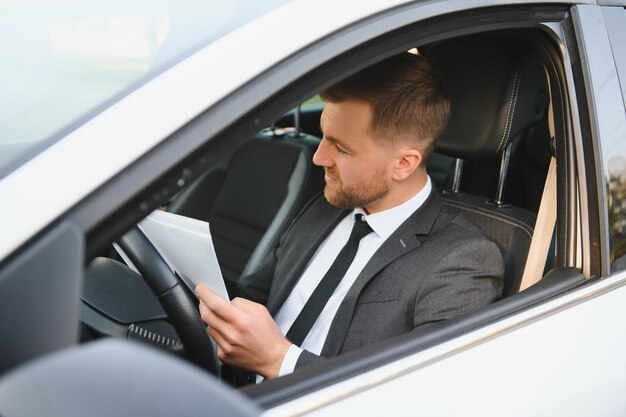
<box><xmin>353</xmin><ymin>176</ymin><xmax>432</xmax><ymax>240</ymax></box>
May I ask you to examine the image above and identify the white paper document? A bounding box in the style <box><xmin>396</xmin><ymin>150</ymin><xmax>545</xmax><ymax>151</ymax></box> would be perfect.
<box><xmin>136</xmin><ymin>210</ymin><xmax>229</xmax><ymax>300</ymax></box>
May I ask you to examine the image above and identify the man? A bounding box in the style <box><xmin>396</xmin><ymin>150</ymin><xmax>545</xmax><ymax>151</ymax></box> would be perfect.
<box><xmin>196</xmin><ymin>52</ymin><xmax>503</xmax><ymax>380</ymax></box>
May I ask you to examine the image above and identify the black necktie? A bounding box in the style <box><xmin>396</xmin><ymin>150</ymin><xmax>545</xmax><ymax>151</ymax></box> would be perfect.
<box><xmin>286</xmin><ymin>214</ymin><xmax>372</xmax><ymax>346</ymax></box>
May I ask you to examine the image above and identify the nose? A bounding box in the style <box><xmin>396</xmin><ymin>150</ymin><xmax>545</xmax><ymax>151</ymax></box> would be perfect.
<box><xmin>313</xmin><ymin>137</ymin><xmax>333</xmax><ymax>168</ymax></box>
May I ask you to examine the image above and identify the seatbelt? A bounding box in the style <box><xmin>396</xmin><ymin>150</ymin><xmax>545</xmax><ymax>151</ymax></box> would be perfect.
<box><xmin>519</xmin><ymin>86</ymin><xmax>557</xmax><ymax>291</ymax></box>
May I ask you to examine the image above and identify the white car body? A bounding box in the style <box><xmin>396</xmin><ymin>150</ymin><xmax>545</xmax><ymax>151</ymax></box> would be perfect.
<box><xmin>0</xmin><ymin>0</ymin><xmax>625</xmax><ymax>416</ymax></box>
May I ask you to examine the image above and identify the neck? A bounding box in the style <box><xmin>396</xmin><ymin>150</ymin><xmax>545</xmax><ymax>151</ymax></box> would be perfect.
<box><xmin>364</xmin><ymin>171</ymin><xmax>428</xmax><ymax>214</ymax></box>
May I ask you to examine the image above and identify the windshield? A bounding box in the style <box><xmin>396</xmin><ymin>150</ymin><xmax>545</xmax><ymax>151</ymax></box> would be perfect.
<box><xmin>0</xmin><ymin>0</ymin><xmax>289</xmax><ymax>177</ymax></box>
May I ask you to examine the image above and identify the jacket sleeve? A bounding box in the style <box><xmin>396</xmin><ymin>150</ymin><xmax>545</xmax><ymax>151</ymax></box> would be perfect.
<box><xmin>413</xmin><ymin>235</ymin><xmax>504</xmax><ymax>327</ymax></box>
<box><xmin>295</xmin><ymin>349</ymin><xmax>324</xmax><ymax>369</ymax></box>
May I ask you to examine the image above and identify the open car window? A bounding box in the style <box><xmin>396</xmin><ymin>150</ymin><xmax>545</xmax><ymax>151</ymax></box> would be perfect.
<box><xmin>80</xmin><ymin>11</ymin><xmax>584</xmax><ymax>408</ymax></box>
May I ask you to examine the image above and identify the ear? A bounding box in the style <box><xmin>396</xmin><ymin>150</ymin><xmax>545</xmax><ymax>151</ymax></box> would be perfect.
<box><xmin>391</xmin><ymin>148</ymin><xmax>423</xmax><ymax>181</ymax></box>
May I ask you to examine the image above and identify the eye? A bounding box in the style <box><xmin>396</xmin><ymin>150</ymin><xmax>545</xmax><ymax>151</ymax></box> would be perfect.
<box><xmin>335</xmin><ymin>143</ymin><xmax>349</xmax><ymax>155</ymax></box>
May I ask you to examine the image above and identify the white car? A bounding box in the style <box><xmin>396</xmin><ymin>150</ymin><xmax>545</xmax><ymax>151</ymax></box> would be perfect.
<box><xmin>0</xmin><ymin>0</ymin><xmax>625</xmax><ymax>416</ymax></box>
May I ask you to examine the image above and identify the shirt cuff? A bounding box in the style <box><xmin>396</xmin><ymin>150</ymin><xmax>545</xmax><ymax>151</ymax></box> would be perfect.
<box><xmin>278</xmin><ymin>344</ymin><xmax>303</xmax><ymax>377</ymax></box>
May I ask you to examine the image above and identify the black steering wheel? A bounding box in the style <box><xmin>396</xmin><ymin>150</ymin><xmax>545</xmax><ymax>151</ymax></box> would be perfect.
<box><xmin>117</xmin><ymin>226</ymin><xmax>219</xmax><ymax>375</ymax></box>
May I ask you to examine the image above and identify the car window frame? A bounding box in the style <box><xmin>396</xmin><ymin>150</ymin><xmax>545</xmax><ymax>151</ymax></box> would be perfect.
<box><xmin>568</xmin><ymin>5</ymin><xmax>626</xmax><ymax>278</ymax></box>
<box><xmin>16</xmin><ymin>1</ymin><xmax>592</xmax><ymax>411</ymax></box>
<box><xmin>598</xmin><ymin>5</ymin><xmax>626</xmax><ymax>273</ymax></box>
<box><xmin>225</xmin><ymin>8</ymin><xmax>582</xmax><ymax>411</ymax></box>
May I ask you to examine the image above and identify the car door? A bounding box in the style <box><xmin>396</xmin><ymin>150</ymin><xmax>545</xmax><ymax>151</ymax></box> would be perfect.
<box><xmin>248</xmin><ymin>5</ymin><xmax>626</xmax><ymax>416</ymax></box>
<box><xmin>255</xmin><ymin>3</ymin><xmax>626</xmax><ymax>417</ymax></box>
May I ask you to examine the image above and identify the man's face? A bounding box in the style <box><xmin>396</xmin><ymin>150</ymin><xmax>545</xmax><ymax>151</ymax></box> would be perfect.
<box><xmin>313</xmin><ymin>100</ymin><xmax>394</xmax><ymax>213</ymax></box>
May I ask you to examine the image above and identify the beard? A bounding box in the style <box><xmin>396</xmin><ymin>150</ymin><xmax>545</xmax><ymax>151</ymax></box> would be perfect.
<box><xmin>324</xmin><ymin>167</ymin><xmax>390</xmax><ymax>209</ymax></box>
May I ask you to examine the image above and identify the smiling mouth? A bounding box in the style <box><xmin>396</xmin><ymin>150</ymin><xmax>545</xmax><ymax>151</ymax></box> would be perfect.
<box><xmin>324</xmin><ymin>170</ymin><xmax>338</xmax><ymax>185</ymax></box>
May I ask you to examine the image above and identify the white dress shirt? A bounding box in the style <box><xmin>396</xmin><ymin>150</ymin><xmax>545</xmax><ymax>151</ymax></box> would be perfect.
<box><xmin>274</xmin><ymin>177</ymin><xmax>433</xmax><ymax>377</ymax></box>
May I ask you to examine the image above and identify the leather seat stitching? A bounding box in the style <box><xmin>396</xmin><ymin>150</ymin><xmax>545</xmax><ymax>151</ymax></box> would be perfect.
<box><xmin>497</xmin><ymin>61</ymin><xmax>523</xmax><ymax>154</ymax></box>
<box><xmin>442</xmin><ymin>200</ymin><xmax>534</xmax><ymax>238</ymax></box>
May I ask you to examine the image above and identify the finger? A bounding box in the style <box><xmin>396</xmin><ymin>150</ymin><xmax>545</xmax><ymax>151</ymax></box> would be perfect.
<box><xmin>198</xmin><ymin>299</ymin><xmax>222</xmax><ymax>327</ymax></box>
<box><xmin>198</xmin><ymin>299</ymin><xmax>209</xmax><ymax>324</ymax></box>
<box><xmin>205</xmin><ymin>312</ymin><xmax>242</xmax><ymax>350</ymax></box>
<box><xmin>198</xmin><ymin>299</ymin><xmax>242</xmax><ymax>343</ymax></box>
<box><xmin>231</xmin><ymin>297</ymin><xmax>268</xmax><ymax>315</ymax></box>
<box><xmin>207</xmin><ymin>325</ymin><xmax>231</xmax><ymax>350</ymax></box>
<box><xmin>207</xmin><ymin>327</ymin><xmax>233</xmax><ymax>362</ymax></box>
<box><xmin>196</xmin><ymin>285</ymin><xmax>241</xmax><ymax>323</ymax></box>
<box><xmin>198</xmin><ymin>297</ymin><xmax>223</xmax><ymax>325</ymax></box>
<box><xmin>195</xmin><ymin>284</ymin><xmax>221</xmax><ymax>303</ymax></box>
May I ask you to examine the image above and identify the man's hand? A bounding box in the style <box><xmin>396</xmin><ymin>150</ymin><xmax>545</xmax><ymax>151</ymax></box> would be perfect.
<box><xmin>196</xmin><ymin>285</ymin><xmax>292</xmax><ymax>379</ymax></box>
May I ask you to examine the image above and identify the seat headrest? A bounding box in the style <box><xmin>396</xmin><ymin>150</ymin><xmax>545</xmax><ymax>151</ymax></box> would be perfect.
<box><xmin>427</xmin><ymin>34</ymin><xmax>548</xmax><ymax>159</ymax></box>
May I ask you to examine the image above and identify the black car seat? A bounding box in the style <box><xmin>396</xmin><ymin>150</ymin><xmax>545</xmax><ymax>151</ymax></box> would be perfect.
<box><xmin>426</xmin><ymin>33</ymin><xmax>550</xmax><ymax>297</ymax></box>
<box><xmin>167</xmin><ymin>133</ymin><xmax>323</xmax><ymax>286</ymax></box>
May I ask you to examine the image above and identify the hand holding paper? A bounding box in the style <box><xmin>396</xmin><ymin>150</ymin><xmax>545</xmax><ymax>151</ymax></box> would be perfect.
<box><xmin>196</xmin><ymin>285</ymin><xmax>291</xmax><ymax>379</ymax></box>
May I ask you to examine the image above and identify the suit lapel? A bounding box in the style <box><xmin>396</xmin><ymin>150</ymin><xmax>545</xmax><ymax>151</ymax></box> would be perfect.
<box><xmin>267</xmin><ymin>205</ymin><xmax>349</xmax><ymax>314</ymax></box>
<box><xmin>321</xmin><ymin>191</ymin><xmax>442</xmax><ymax>356</ymax></box>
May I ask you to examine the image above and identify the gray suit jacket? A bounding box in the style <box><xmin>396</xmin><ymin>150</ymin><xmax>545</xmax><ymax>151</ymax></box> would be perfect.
<box><xmin>239</xmin><ymin>189</ymin><xmax>503</xmax><ymax>369</ymax></box>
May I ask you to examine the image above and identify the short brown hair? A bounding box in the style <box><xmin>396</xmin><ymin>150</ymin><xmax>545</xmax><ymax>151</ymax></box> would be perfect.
<box><xmin>320</xmin><ymin>52</ymin><xmax>450</xmax><ymax>160</ymax></box>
